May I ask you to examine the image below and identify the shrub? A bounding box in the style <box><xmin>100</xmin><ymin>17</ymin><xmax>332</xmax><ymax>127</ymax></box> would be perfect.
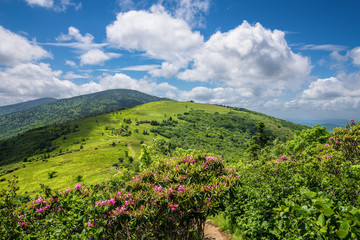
<box><xmin>0</xmin><ymin>155</ymin><xmax>238</xmax><ymax>239</ymax></box>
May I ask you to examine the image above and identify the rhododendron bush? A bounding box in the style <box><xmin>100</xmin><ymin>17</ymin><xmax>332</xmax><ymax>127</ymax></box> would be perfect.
<box><xmin>0</xmin><ymin>155</ymin><xmax>238</xmax><ymax>239</ymax></box>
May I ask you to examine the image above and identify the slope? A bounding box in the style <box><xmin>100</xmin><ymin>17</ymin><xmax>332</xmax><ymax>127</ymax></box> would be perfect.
<box><xmin>0</xmin><ymin>89</ymin><xmax>167</xmax><ymax>140</ymax></box>
<box><xmin>0</xmin><ymin>97</ymin><xmax>57</xmax><ymax>117</ymax></box>
<box><xmin>0</xmin><ymin>101</ymin><xmax>307</xmax><ymax>194</ymax></box>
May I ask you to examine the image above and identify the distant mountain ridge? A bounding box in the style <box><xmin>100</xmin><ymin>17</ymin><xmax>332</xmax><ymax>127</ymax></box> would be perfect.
<box><xmin>0</xmin><ymin>97</ymin><xmax>57</xmax><ymax>117</ymax></box>
<box><xmin>284</xmin><ymin>118</ymin><xmax>348</xmax><ymax>131</ymax></box>
<box><xmin>0</xmin><ymin>89</ymin><xmax>168</xmax><ymax>140</ymax></box>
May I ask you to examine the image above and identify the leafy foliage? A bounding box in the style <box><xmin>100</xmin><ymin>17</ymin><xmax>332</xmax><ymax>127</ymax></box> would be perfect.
<box><xmin>0</xmin><ymin>97</ymin><xmax>56</xmax><ymax>117</ymax></box>
<box><xmin>151</xmin><ymin>110</ymin><xmax>306</xmax><ymax>163</ymax></box>
<box><xmin>0</xmin><ymin>155</ymin><xmax>238</xmax><ymax>239</ymax></box>
<box><xmin>224</xmin><ymin>121</ymin><xmax>360</xmax><ymax>239</ymax></box>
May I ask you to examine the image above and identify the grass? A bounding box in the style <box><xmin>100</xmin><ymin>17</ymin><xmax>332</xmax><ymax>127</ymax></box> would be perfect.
<box><xmin>0</xmin><ymin>101</ymin><xmax>229</xmax><ymax>194</ymax></box>
<box><xmin>0</xmin><ymin>100</ymin><xmax>305</xmax><ymax>195</ymax></box>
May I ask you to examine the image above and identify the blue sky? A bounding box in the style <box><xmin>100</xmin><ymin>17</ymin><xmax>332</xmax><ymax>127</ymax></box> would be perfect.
<box><xmin>0</xmin><ymin>0</ymin><xmax>360</xmax><ymax>120</ymax></box>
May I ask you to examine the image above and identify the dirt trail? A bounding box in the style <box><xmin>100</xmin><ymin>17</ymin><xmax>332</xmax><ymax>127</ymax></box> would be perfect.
<box><xmin>204</xmin><ymin>220</ymin><xmax>231</xmax><ymax>240</ymax></box>
<box><xmin>127</xmin><ymin>143</ymin><xmax>135</xmax><ymax>159</ymax></box>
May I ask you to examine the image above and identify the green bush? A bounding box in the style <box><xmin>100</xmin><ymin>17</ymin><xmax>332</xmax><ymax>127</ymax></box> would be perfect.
<box><xmin>0</xmin><ymin>155</ymin><xmax>238</xmax><ymax>239</ymax></box>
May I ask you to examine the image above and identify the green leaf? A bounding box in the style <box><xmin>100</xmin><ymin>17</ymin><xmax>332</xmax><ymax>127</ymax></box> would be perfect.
<box><xmin>305</xmin><ymin>191</ymin><xmax>317</xmax><ymax>198</ymax></box>
<box><xmin>318</xmin><ymin>213</ymin><xmax>325</xmax><ymax>227</ymax></box>
<box><xmin>323</xmin><ymin>207</ymin><xmax>335</xmax><ymax>217</ymax></box>
<box><xmin>337</xmin><ymin>229</ymin><xmax>349</xmax><ymax>239</ymax></box>
<box><xmin>340</xmin><ymin>221</ymin><xmax>350</xmax><ymax>231</ymax></box>
<box><xmin>320</xmin><ymin>226</ymin><xmax>327</xmax><ymax>233</ymax></box>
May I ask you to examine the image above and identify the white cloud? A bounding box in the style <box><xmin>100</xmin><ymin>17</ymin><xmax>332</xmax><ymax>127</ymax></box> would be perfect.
<box><xmin>300</xmin><ymin>44</ymin><xmax>347</xmax><ymax>52</ymax></box>
<box><xmin>98</xmin><ymin>73</ymin><xmax>177</xmax><ymax>97</ymax></box>
<box><xmin>63</xmin><ymin>71</ymin><xmax>89</xmax><ymax>79</ymax></box>
<box><xmin>301</xmin><ymin>77</ymin><xmax>349</xmax><ymax>100</ymax></box>
<box><xmin>80</xmin><ymin>49</ymin><xmax>120</xmax><ymax>65</ymax></box>
<box><xmin>172</xmin><ymin>0</ymin><xmax>210</xmax><ymax>27</ymax></box>
<box><xmin>53</xmin><ymin>26</ymin><xmax>104</xmax><ymax>50</ymax></box>
<box><xmin>24</xmin><ymin>0</ymin><xmax>81</xmax><ymax>12</ymax></box>
<box><xmin>24</xmin><ymin>0</ymin><xmax>53</xmax><ymax>8</ymax></box>
<box><xmin>65</xmin><ymin>60</ymin><xmax>77</xmax><ymax>67</ymax></box>
<box><xmin>0</xmin><ymin>63</ymin><xmax>75</xmax><ymax>99</ymax></box>
<box><xmin>120</xmin><ymin>64</ymin><xmax>161</xmax><ymax>71</ymax></box>
<box><xmin>178</xmin><ymin>21</ymin><xmax>311</xmax><ymax>96</ymax></box>
<box><xmin>106</xmin><ymin>5</ymin><xmax>204</xmax><ymax>77</ymax></box>
<box><xmin>350</xmin><ymin>47</ymin><xmax>360</xmax><ymax>66</ymax></box>
<box><xmin>0</xmin><ymin>25</ymin><xmax>51</xmax><ymax>66</ymax></box>
<box><xmin>0</xmin><ymin>62</ymin><xmax>177</xmax><ymax>106</ymax></box>
<box><xmin>117</xmin><ymin>0</ymin><xmax>135</xmax><ymax>11</ymax></box>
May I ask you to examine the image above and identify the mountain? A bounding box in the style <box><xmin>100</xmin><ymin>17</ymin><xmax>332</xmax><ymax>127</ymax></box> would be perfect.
<box><xmin>0</xmin><ymin>97</ymin><xmax>57</xmax><ymax>117</ymax></box>
<box><xmin>0</xmin><ymin>89</ymin><xmax>168</xmax><ymax>140</ymax></box>
<box><xmin>0</xmin><ymin>100</ymin><xmax>307</xmax><ymax>194</ymax></box>
<box><xmin>284</xmin><ymin>118</ymin><xmax>347</xmax><ymax>131</ymax></box>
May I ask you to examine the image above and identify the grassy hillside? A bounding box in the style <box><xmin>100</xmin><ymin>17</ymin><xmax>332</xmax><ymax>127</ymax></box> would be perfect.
<box><xmin>0</xmin><ymin>101</ymin><xmax>306</xmax><ymax>194</ymax></box>
<box><xmin>0</xmin><ymin>97</ymin><xmax>57</xmax><ymax>117</ymax></box>
<box><xmin>0</xmin><ymin>89</ymin><xmax>167</xmax><ymax>140</ymax></box>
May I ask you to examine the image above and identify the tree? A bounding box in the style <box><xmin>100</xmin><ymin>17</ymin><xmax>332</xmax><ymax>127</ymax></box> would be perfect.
<box><xmin>246</xmin><ymin>122</ymin><xmax>270</xmax><ymax>159</ymax></box>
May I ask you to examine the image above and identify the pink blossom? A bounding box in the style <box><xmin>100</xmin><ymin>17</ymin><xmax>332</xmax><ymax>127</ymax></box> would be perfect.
<box><xmin>351</xmin><ymin>119</ymin><xmax>355</xmax><ymax>122</ymax></box>
<box><xmin>325</xmin><ymin>144</ymin><xmax>330</xmax><ymax>146</ymax></box>
<box><xmin>335</xmin><ymin>141</ymin><xmax>340</xmax><ymax>145</ymax></box>
<box><xmin>65</xmin><ymin>188</ymin><xmax>71</xmax><ymax>193</ymax></box>
<box><xmin>108</xmin><ymin>199</ymin><xmax>116</xmax><ymax>205</ymax></box>
<box><xmin>88</xmin><ymin>221</ymin><xmax>93</xmax><ymax>227</ymax></box>
<box><xmin>168</xmin><ymin>188</ymin><xmax>173</xmax><ymax>194</ymax></box>
<box><xmin>281</xmin><ymin>155</ymin><xmax>287</xmax><ymax>160</ymax></box>
<box><xmin>74</xmin><ymin>183</ymin><xmax>82</xmax><ymax>190</ymax></box>
<box><xmin>326</xmin><ymin>155</ymin><xmax>333</xmax><ymax>159</ymax></box>
<box><xmin>35</xmin><ymin>197</ymin><xmax>44</xmax><ymax>204</ymax></box>
<box><xmin>154</xmin><ymin>185</ymin><xmax>163</xmax><ymax>192</ymax></box>
<box><xmin>178</xmin><ymin>185</ymin><xmax>185</xmax><ymax>192</ymax></box>
<box><xmin>330</xmin><ymin>137</ymin><xmax>334</xmax><ymax>141</ymax></box>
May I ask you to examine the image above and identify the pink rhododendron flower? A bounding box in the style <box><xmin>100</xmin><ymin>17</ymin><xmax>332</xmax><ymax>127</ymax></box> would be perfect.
<box><xmin>335</xmin><ymin>141</ymin><xmax>340</xmax><ymax>145</ymax></box>
<box><xmin>178</xmin><ymin>185</ymin><xmax>185</xmax><ymax>192</ymax></box>
<box><xmin>326</xmin><ymin>155</ymin><xmax>333</xmax><ymax>159</ymax></box>
<box><xmin>325</xmin><ymin>144</ymin><xmax>329</xmax><ymax>146</ymax></box>
<box><xmin>36</xmin><ymin>197</ymin><xmax>44</xmax><ymax>204</ymax></box>
<box><xmin>351</xmin><ymin>119</ymin><xmax>355</xmax><ymax>122</ymax></box>
<box><xmin>74</xmin><ymin>183</ymin><xmax>82</xmax><ymax>189</ymax></box>
<box><xmin>88</xmin><ymin>221</ymin><xmax>93</xmax><ymax>227</ymax></box>
<box><xmin>330</xmin><ymin>137</ymin><xmax>334</xmax><ymax>141</ymax></box>
<box><xmin>281</xmin><ymin>155</ymin><xmax>287</xmax><ymax>160</ymax></box>
<box><xmin>65</xmin><ymin>188</ymin><xmax>71</xmax><ymax>193</ymax></box>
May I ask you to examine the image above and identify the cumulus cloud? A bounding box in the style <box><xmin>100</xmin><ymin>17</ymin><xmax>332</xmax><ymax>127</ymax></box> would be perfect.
<box><xmin>80</xmin><ymin>49</ymin><xmax>120</xmax><ymax>65</ymax></box>
<box><xmin>179</xmin><ymin>21</ymin><xmax>311</xmax><ymax>96</ymax></box>
<box><xmin>0</xmin><ymin>26</ymin><xmax>51</xmax><ymax>66</ymax></box>
<box><xmin>52</xmin><ymin>26</ymin><xmax>104</xmax><ymax>50</ymax></box>
<box><xmin>301</xmin><ymin>77</ymin><xmax>349</xmax><ymax>100</ymax></box>
<box><xmin>106</xmin><ymin>5</ymin><xmax>204</xmax><ymax>77</ymax></box>
<box><xmin>0</xmin><ymin>63</ymin><xmax>76</xmax><ymax>100</ymax></box>
<box><xmin>350</xmin><ymin>47</ymin><xmax>360</xmax><ymax>66</ymax></box>
<box><xmin>275</xmin><ymin>75</ymin><xmax>360</xmax><ymax>114</ymax></box>
<box><xmin>0</xmin><ymin>62</ymin><xmax>177</xmax><ymax>106</ymax></box>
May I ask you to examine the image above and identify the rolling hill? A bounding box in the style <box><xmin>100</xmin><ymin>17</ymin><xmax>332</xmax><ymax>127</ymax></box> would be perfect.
<box><xmin>0</xmin><ymin>89</ymin><xmax>168</xmax><ymax>140</ymax></box>
<box><xmin>0</xmin><ymin>100</ymin><xmax>307</xmax><ymax>194</ymax></box>
<box><xmin>0</xmin><ymin>97</ymin><xmax>57</xmax><ymax>117</ymax></box>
